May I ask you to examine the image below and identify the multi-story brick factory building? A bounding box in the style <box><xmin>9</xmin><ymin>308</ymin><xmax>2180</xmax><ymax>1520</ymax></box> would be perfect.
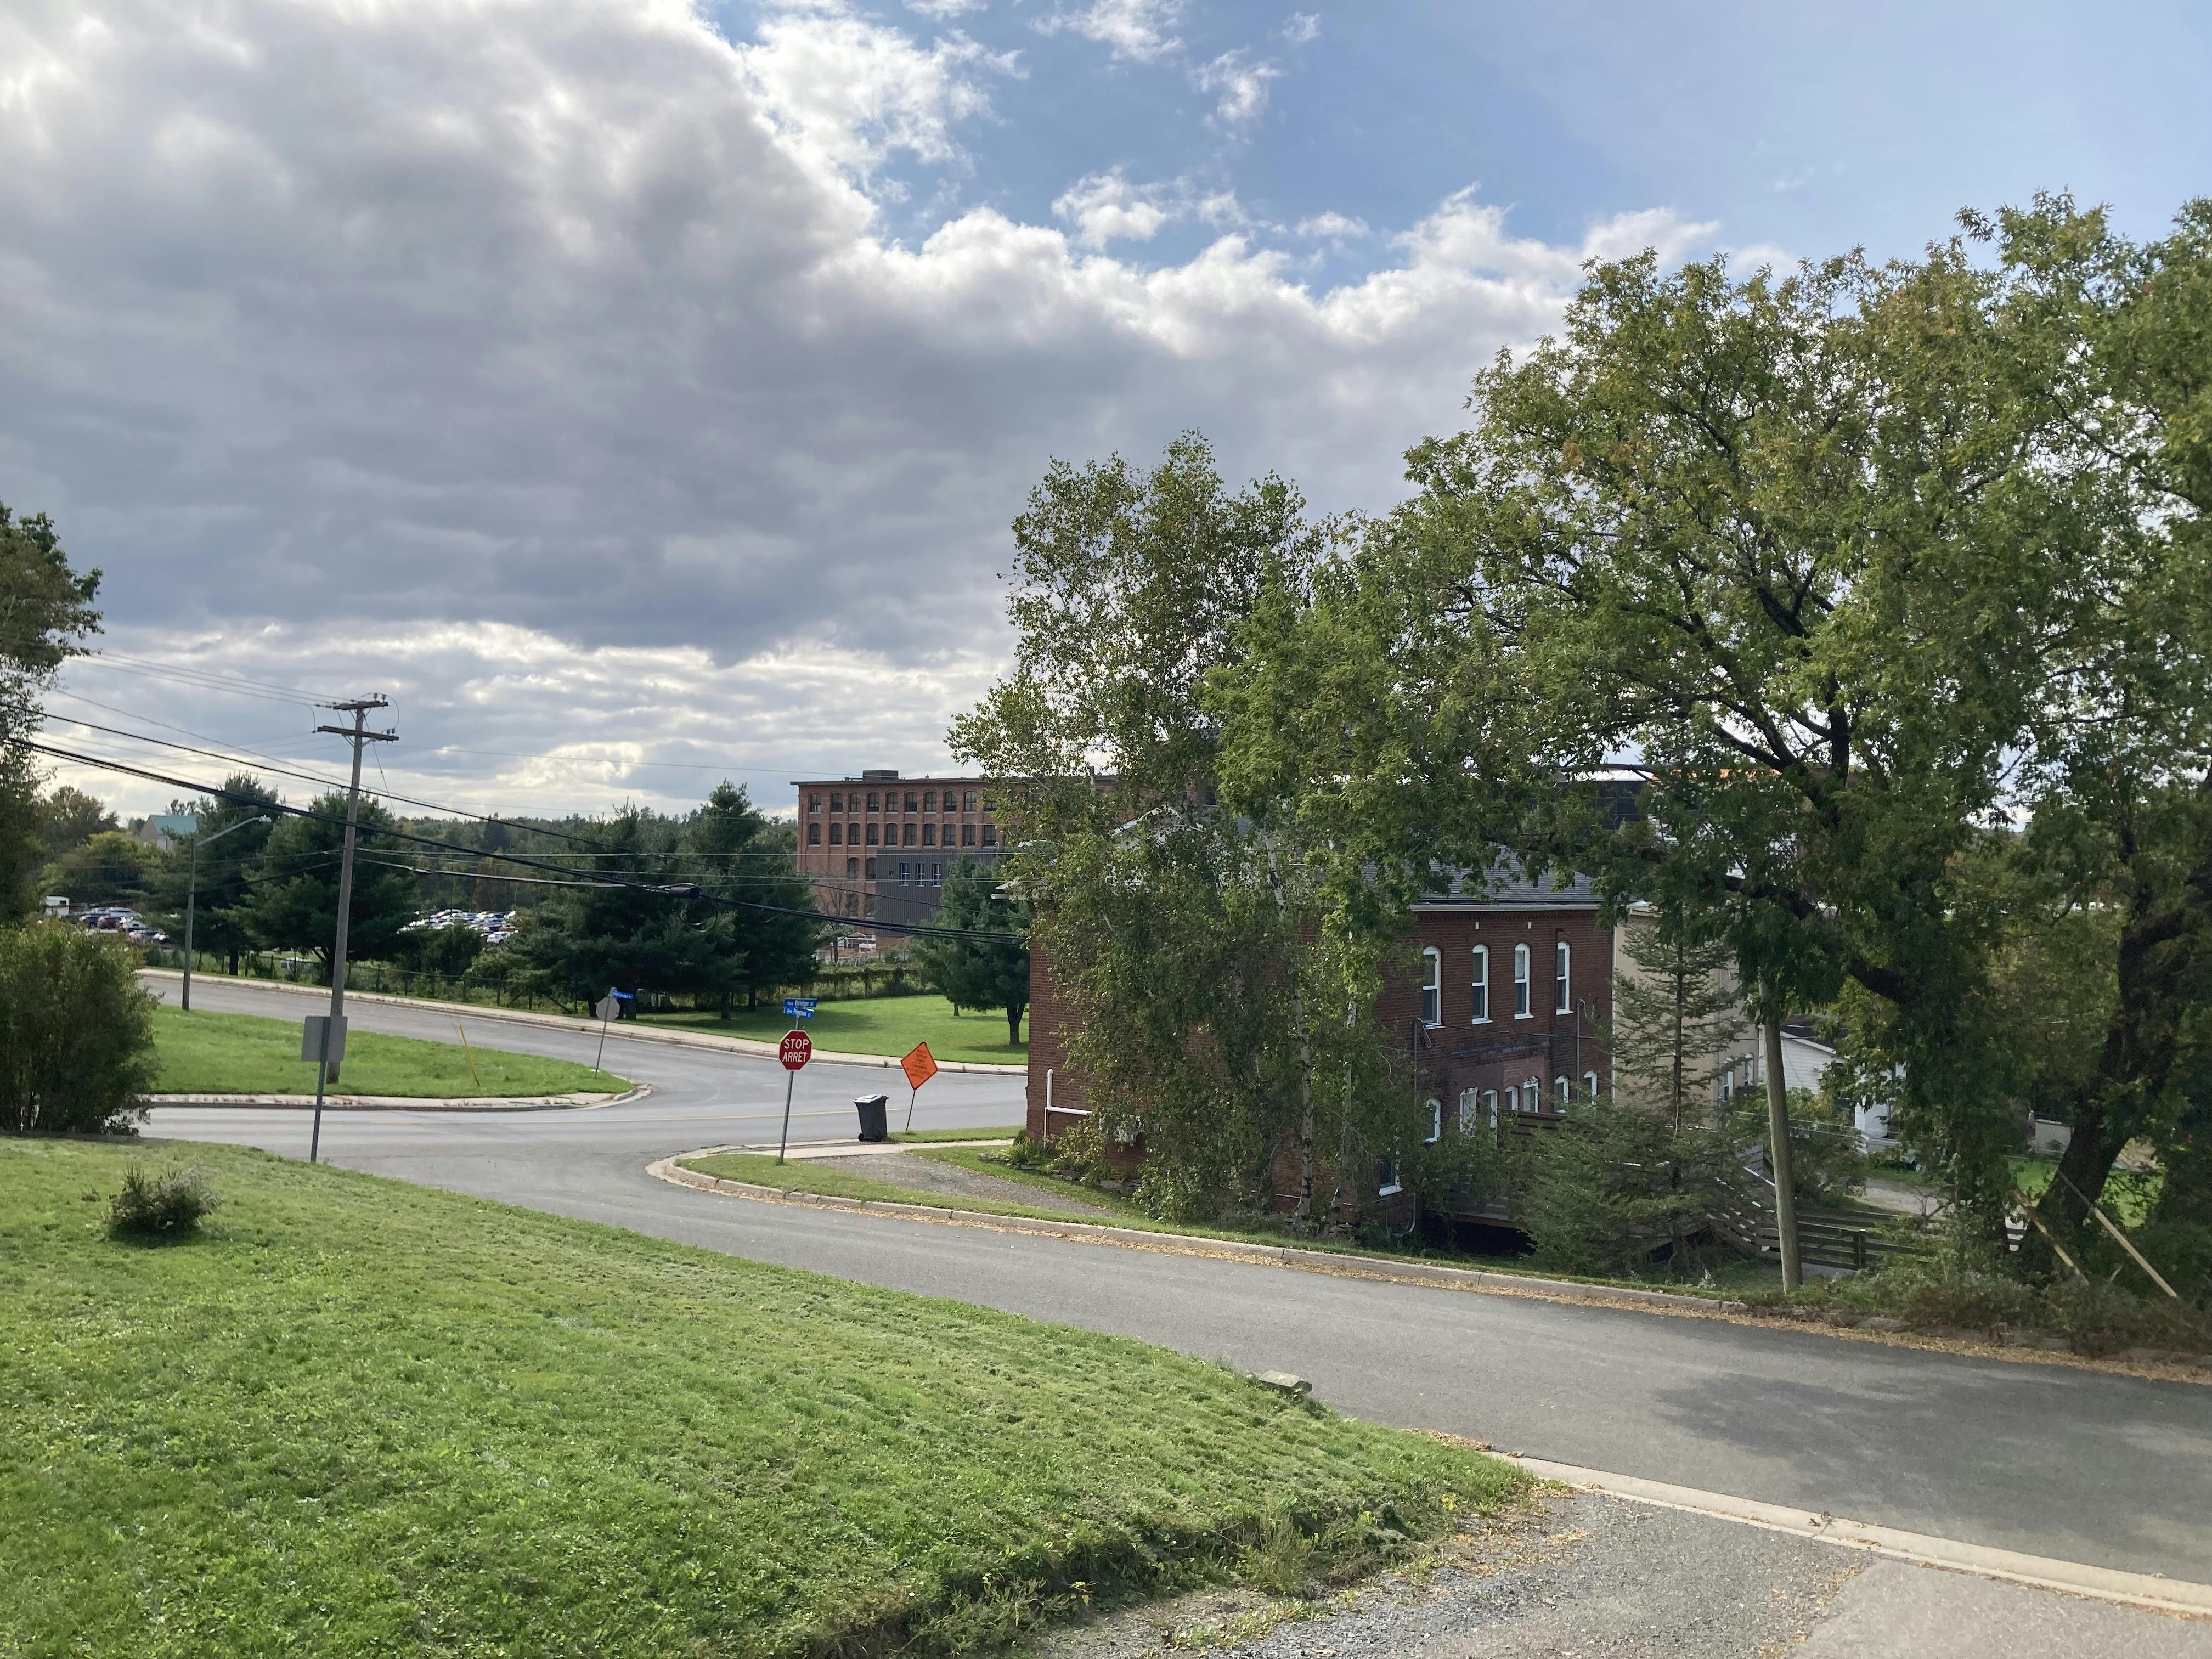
<box><xmin>792</xmin><ymin>769</ymin><xmax>1005</xmax><ymax>926</ymax></box>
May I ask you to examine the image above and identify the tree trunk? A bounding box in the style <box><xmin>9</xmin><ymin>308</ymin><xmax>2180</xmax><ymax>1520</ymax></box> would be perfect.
<box><xmin>719</xmin><ymin>989</ymin><xmax>731</xmax><ymax>1022</ymax></box>
<box><xmin>1007</xmin><ymin>1000</ymin><xmax>1024</xmax><ymax>1047</ymax></box>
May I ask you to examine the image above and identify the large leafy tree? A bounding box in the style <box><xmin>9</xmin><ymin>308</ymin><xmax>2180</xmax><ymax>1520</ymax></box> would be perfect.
<box><xmin>0</xmin><ymin>503</ymin><xmax>103</xmax><ymax>920</ymax></box>
<box><xmin>910</xmin><ymin>857</ymin><xmax>1031</xmax><ymax>1047</ymax></box>
<box><xmin>955</xmin><ymin>435</ymin><xmax>1415</xmax><ymax>1223</ymax></box>
<box><xmin>242</xmin><ymin>793</ymin><xmax>417</xmax><ymax>970</ymax></box>
<box><xmin>0</xmin><ymin>924</ymin><xmax>155</xmax><ymax>1135</ymax></box>
<box><xmin>681</xmin><ymin>782</ymin><xmax>819</xmax><ymax>1014</ymax></box>
<box><xmin>38</xmin><ymin>831</ymin><xmax>163</xmax><ymax>908</ymax></box>
<box><xmin>34</xmin><ymin>786</ymin><xmax>117</xmax><ymax>864</ymax></box>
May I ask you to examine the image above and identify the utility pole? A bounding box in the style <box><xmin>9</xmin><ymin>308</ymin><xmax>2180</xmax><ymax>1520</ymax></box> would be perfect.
<box><xmin>181</xmin><ymin>812</ymin><xmax>269</xmax><ymax>1012</ymax></box>
<box><xmin>1762</xmin><ymin>1017</ymin><xmax>1802</xmax><ymax>1293</ymax></box>
<box><xmin>309</xmin><ymin>696</ymin><xmax>397</xmax><ymax>1164</ymax></box>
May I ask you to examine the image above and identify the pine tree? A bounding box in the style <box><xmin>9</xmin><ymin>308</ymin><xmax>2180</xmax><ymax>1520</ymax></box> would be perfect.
<box><xmin>1609</xmin><ymin>908</ymin><xmax>1746</xmax><ymax>1128</ymax></box>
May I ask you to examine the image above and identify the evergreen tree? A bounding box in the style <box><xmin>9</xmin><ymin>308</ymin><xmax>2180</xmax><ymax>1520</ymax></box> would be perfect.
<box><xmin>1608</xmin><ymin>907</ymin><xmax>1746</xmax><ymax>1128</ymax></box>
<box><xmin>242</xmin><ymin>792</ymin><xmax>417</xmax><ymax>970</ymax></box>
<box><xmin>149</xmin><ymin>775</ymin><xmax>281</xmax><ymax>972</ymax></box>
<box><xmin>504</xmin><ymin>810</ymin><xmax>719</xmax><ymax>1008</ymax></box>
<box><xmin>909</xmin><ymin>858</ymin><xmax>1029</xmax><ymax>1046</ymax></box>
<box><xmin>681</xmin><ymin>782</ymin><xmax>819</xmax><ymax>1014</ymax></box>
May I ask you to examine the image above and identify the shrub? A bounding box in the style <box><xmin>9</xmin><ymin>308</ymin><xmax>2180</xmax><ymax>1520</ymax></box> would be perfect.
<box><xmin>1521</xmin><ymin>1098</ymin><xmax>1734</xmax><ymax>1278</ymax></box>
<box><xmin>0</xmin><ymin>921</ymin><xmax>157</xmax><ymax>1134</ymax></box>
<box><xmin>105</xmin><ymin>1165</ymin><xmax>221</xmax><ymax>1239</ymax></box>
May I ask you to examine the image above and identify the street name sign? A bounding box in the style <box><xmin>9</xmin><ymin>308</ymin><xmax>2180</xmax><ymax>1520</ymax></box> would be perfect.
<box><xmin>783</xmin><ymin>997</ymin><xmax>818</xmax><ymax>1019</ymax></box>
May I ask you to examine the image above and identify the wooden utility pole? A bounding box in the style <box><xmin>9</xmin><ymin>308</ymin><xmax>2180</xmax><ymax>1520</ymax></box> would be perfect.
<box><xmin>308</xmin><ymin>696</ymin><xmax>396</xmax><ymax>1164</ymax></box>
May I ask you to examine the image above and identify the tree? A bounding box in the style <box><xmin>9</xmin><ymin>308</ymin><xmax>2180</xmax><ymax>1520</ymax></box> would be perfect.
<box><xmin>681</xmin><ymin>782</ymin><xmax>819</xmax><ymax>1014</ymax></box>
<box><xmin>242</xmin><ymin>793</ymin><xmax>417</xmax><ymax>970</ymax></box>
<box><xmin>1520</xmin><ymin>1095</ymin><xmax>1734</xmax><ymax>1279</ymax></box>
<box><xmin>0</xmin><ymin>922</ymin><xmax>156</xmax><ymax>1135</ymax></box>
<box><xmin>0</xmin><ymin>501</ymin><xmax>103</xmax><ymax>921</ymax></box>
<box><xmin>910</xmin><ymin>858</ymin><xmax>1030</xmax><ymax>1046</ymax></box>
<box><xmin>504</xmin><ymin>809</ymin><xmax>721</xmax><ymax>1008</ymax></box>
<box><xmin>34</xmin><ymin>786</ymin><xmax>117</xmax><ymax>864</ymax></box>
<box><xmin>150</xmin><ymin>775</ymin><xmax>283</xmax><ymax>972</ymax></box>
<box><xmin>1607</xmin><ymin>906</ymin><xmax>1747</xmax><ymax>1128</ymax></box>
<box><xmin>954</xmin><ymin>435</ymin><xmax>1416</xmax><ymax>1222</ymax></box>
<box><xmin>38</xmin><ymin>830</ymin><xmax>163</xmax><ymax>908</ymax></box>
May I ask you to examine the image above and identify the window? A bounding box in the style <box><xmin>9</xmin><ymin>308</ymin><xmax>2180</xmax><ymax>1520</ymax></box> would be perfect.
<box><xmin>1513</xmin><ymin>944</ymin><xmax>1531</xmax><ymax>1016</ymax></box>
<box><xmin>1425</xmin><ymin>1099</ymin><xmax>1442</xmax><ymax>1144</ymax></box>
<box><xmin>982</xmin><ymin>794</ymin><xmax>996</xmax><ymax>812</ymax></box>
<box><xmin>931</xmin><ymin>862</ymin><xmax>944</xmax><ymax>885</ymax></box>
<box><xmin>1504</xmin><ymin>1085</ymin><xmax>1519</xmax><ymax>1114</ymax></box>
<box><xmin>981</xmin><ymin>823</ymin><xmax>996</xmax><ymax>846</ymax></box>
<box><xmin>808</xmin><ymin>793</ymin><xmax>821</xmax><ymax>812</ymax></box>
<box><xmin>865</xmin><ymin>823</ymin><xmax>879</xmax><ymax>845</ymax></box>
<box><xmin>923</xmin><ymin>790</ymin><xmax>936</xmax><ymax>810</ymax></box>
<box><xmin>829</xmin><ymin>823</ymin><xmax>843</xmax><ymax>845</ymax></box>
<box><xmin>943</xmin><ymin>819</ymin><xmax>955</xmax><ymax>843</ymax></box>
<box><xmin>864</xmin><ymin>858</ymin><xmax>876</xmax><ymax>879</ymax></box>
<box><xmin>1458</xmin><ymin>1088</ymin><xmax>1479</xmax><ymax>1130</ymax></box>
<box><xmin>1555</xmin><ymin>1076</ymin><xmax>1571</xmax><ymax>1108</ymax></box>
<box><xmin>845</xmin><ymin>892</ymin><xmax>859</xmax><ymax>916</ymax></box>
<box><xmin>830</xmin><ymin>792</ymin><xmax>843</xmax><ymax>812</ymax></box>
<box><xmin>1525</xmin><ymin>1076</ymin><xmax>1542</xmax><ymax>1113</ymax></box>
<box><xmin>905</xmin><ymin>792</ymin><xmax>918</xmax><ymax>811</ymax></box>
<box><xmin>898</xmin><ymin>823</ymin><xmax>911</xmax><ymax>845</ymax></box>
<box><xmin>845</xmin><ymin>858</ymin><xmax>859</xmax><ymax>878</ymax></box>
<box><xmin>1377</xmin><ymin>1156</ymin><xmax>1402</xmax><ymax>1198</ymax></box>
<box><xmin>898</xmin><ymin>861</ymin><xmax>910</xmax><ymax>885</ymax></box>
<box><xmin>962</xmin><ymin>823</ymin><xmax>976</xmax><ymax>847</ymax></box>
<box><xmin>1555</xmin><ymin>940</ymin><xmax>1571</xmax><ymax>1013</ymax></box>
<box><xmin>807</xmin><ymin>822</ymin><xmax>821</xmax><ymax>845</ymax></box>
<box><xmin>1470</xmin><ymin>945</ymin><xmax>1489</xmax><ymax>1022</ymax></box>
<box><xmin>1583</xmin><ymin>1070</ymin><xmax>1600</xmax><ymax>1101</ymax></box>
<box><xmin>964</xmin><ymin>789</ymin><xmax>978</xmax><ymax>811</ymax></box>
<box><xmin>1420</xmin><ymin>947</ymin><xmax>1442</xmax><ymax>1026</ymax></box>
<box><xmin>866</xmin><ymin>791</ymin><xmax>880</xmax><ymax>812</ymax></box>
<box><xmin>922</xmin><ymin>825</ymin><xmax>935</xmax><ymax>846</ymax></box>
<box><xmin>1482</xmin><ymin>1088</ymin><xmax>1498</xmax><ymax>1125</ymax></box>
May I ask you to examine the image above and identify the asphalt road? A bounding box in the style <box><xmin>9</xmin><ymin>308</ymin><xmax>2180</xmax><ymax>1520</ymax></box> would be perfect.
<box><xmin>145</xmin><ymin>974</ymin><xmax>2212</xmax><ymax>1588</ymax></box>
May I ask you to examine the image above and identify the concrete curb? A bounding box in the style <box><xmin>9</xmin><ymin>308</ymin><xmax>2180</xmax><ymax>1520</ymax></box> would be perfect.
<box><xmin>645</xmin><ymin>1152</ymin><xmax>1735</xmax><ymax>1315</ymax></box>
<box><xmin>146</xmin><ymin>1085</ymin><xmax>652</xmax><ymax>1114</ymax></box>
<box><xmin>1499</xmin><ymin>1453</ymin><xmax>2212</xmax><ymax>1620</ymax></box>
<box><xmin>137</xmin><ymin>970</ymin><xmax>1027</xmax><ymax>1075</ymax></box>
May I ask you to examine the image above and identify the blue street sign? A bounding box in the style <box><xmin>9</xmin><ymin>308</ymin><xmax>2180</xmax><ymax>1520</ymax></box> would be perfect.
<box><xmin>783</xmin><ymin>997</ymin><xmax>818</xmax><ymax>1019</ymax></box>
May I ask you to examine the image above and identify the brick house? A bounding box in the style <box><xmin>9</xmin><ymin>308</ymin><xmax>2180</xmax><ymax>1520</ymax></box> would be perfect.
<box><xmin>1025</xmin><ymin>869</ymin><xmax>1615</xmax><ymax>1219</ymax></box>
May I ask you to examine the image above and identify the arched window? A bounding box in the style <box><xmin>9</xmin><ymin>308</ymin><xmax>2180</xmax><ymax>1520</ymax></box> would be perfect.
<box><xmin>1555</xmin><ymin>1076</ymin><xmax>1571</xmax><ymax>1108</ymax></box>
<box><xmin>1420</xmin><ymin>947</ymin><xmax>1442</xmax><ymax>1027</ymax></box>
<box><xmin>1555</xmin><ymin>940</ymin><xmax>1571</xmax><ymax>1013</ymax></box>
<box><xmin>807</xmin><ymin>822</ymin><xmax>821</xmax><ymax>845</ymax></box>
<box><xmin>1504</xmin><ymin>1085</ymin><xmax>1519</xmax><ymax>1114</ymax></box>
<box><xmin>1513</xmin><ymin>944</ymin><xmax>1531</xmax><ymax>1017</ymax></box>
<box><xmin>1470</xmin><ymin>945</ymin><xmax>1489</xmax><ymax>1022</ymax></box>
<box><xmin>828</xmin><ymin>823</ymin><xmax>843</xmax><ymax>845</ymax></box>
<box><xmin>1583</xmin><ymin>1070</ymin><xmax>1600</xmax><ymax>1101</ymax></box>
<box><xmin>1458</xmin><ymin>1088</ymin><xmax>1479</xmax><ymax>1131</ymax></box>
<box><xmin>1525</xmin><ymin>1075</ymin><xmax>1542</xmax><ymax>1113</ymax></box>
<box><xmin>1482</xmin><ymin>1088</ymin><xmax>1498</xmax><ymax>1126</ymax></box>
<box><xmin>1425</xmin><ymin>1099</ymin><xmax>1442</xmax><ymax>1144</ymax></box>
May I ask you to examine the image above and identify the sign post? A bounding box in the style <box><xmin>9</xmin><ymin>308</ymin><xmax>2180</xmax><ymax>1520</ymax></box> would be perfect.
<box><xmin>592</xmin><ymin>991</ymin><xmax>622</xmax><ymax>1074</ymax></box>
<box><xmin>900</xmin><ymin>1041</ymin><xmax>938</xmax><ymax>1132</ymax></box>
<box><xmin>775</xmin><ymin>1029</ymin><xmax>813</xmax><ymax>1163</ymax></box>
<box><xmin>301</xmin><ymin>1013</ymin><xmax>347</xmax><ymax>1164</ymax></box>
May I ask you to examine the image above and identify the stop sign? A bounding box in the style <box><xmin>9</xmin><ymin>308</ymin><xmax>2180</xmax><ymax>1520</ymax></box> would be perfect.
<box><xmin>778</xmin><ymin>1030</ymin><xmax>813</xmax><ymax>1072</ymax></box>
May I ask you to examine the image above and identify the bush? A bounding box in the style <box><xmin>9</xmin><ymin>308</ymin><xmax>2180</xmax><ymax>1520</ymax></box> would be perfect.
<box><xmin>105</xmin><ymin>1164</ymin><xmax>221</xmax><ymax>1239</ymax></box>
<box><xmin>0</xmin><ymin>921</ymin><xmax>157</xmax><ymax>1134</ymax></box>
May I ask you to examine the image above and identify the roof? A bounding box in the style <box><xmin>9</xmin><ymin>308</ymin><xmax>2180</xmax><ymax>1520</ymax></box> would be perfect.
<box><xmin>1412</xmin><ymin>859</ymin><xmax>1600</xmax><ymax>912</ymax></box>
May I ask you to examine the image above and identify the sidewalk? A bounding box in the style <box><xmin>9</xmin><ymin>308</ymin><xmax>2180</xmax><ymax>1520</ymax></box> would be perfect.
<box><xmin>138</xmin><ymin>969</ymin><xmax>1028</xmax><ymax>1075</ymax></box>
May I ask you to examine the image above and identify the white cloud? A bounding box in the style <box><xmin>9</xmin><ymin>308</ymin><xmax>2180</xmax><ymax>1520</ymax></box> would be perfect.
<box><xmin>1033</xmin><ymin>0</ymin><xmax>1183</xmax><ymax>63</ymax></box>
<box><xmin>1053</xmin><ymin>170</ymin><xmax>1171</xmax><ymax>248</ymax></box>
<box><xmin>1296</xmin><ymin>211</ymin><xmax>1369</xmax><ymax>240</ymax></box>
<box><xmin>1</xmin><ymin>0</ymin><xmax>1718</xmax><ymax>819</ymax></box>
<box><xmin>1192</xmin><ymin>49</ymin><xmax>1279</xmax><ymax>127</ymax></box>
<box><xmin>906</xmin><ymin>0</ymin><xmax>990</xmax><ymax>19</ymax></box>
<box><xmin>1283</xmin><ymin>13</ymin><xmax>1321</xmax><ymax>46</ymax></box>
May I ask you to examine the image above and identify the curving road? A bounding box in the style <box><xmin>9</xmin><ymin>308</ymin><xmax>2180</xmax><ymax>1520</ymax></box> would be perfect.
<box><xmin>145</xmin><ymin>975</ymin><xmax>2212</xmax><ymax>1587</ymax></box>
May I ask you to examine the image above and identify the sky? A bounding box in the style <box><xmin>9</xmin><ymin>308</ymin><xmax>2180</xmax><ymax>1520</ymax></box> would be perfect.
<box><xmin>5</xmin><ymin>0</ymin><xmax>2207</xmax><ymax>822</ymax></box>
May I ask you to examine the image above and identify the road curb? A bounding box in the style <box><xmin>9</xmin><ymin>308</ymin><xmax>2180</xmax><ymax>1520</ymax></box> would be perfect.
<box><xmin>137</xmin><ymin>970</ymin><xmax>1027</xmax><ymax>1074</ymax></box>
<box><xmin>645</xmin><ymin>1152</ymin><xmax>1735</xmax><ymax>1314</ymax></box>
<box><xmin>1494</xmin><ymin>1452</ymin><xmax>2212</xmax><ymax>1620</ymax></box>
<box><xmin>146</xmin><ymin>1084</ymin><xmax>652</xmax><ymax>1113</ymax></box>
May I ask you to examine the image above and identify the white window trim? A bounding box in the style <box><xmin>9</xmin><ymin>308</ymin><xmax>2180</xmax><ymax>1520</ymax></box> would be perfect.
<box><xmin>1504</xmin><ymin>1085</ymin><xmax>1519</xmax><ymax>1114</ymax></box>
<box><xmin>1513</xmin><ymin>943</ymin><xmax>1531</xmax><ymax>1018</ymax></box>
<box><xmin>1482</xmin><ymin>1088</ymin><xmax>1498</xmax><ymax>1125</ymax></box>
<box><xmin>1425</xmin><ymin>1098</ymin><xmax>1442</xmax><ymax>1145</ymax></box>
<box><xmin>1525</xmin><ymin>1076</ymin><xmax>1542</xmax><ymax>1113</ymax></box>
<box><xmin>1555</xmin><ymin>1076</ymin><xmax>1571</xmax><ymax>1107</ymax></box>
<box><xmin>1420</xmin><ymin>946</ymin><xmax>1442</xmax><ymax>1028</ymax></box>
<box><xmin>1470</xmin><ymin>945</ymin><xmax>1489</xmax><ymax>1023</ymax></box>
<box><xmin>1555</xmin><ymin>940</ymin><xmax>1572</xmax><ymax>1014</ymax></box>
<box><xmin>1583</xmin><ymin>1070</ymin><xmax>1600</xmax><ymax>1101</ymax></box>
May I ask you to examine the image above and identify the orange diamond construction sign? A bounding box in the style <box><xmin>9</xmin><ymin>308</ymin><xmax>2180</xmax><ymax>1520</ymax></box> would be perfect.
<box><xmin>901</xmin><ymin>1041</ymin><xmax>938</xmax><ymax>1092</ymax></box>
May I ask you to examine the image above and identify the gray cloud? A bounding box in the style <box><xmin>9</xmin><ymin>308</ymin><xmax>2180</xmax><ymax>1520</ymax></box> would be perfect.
<box><xmin>3</xmin><ymin>0</ymin><xmax>1713</xmax><ymax>818</ymax></box>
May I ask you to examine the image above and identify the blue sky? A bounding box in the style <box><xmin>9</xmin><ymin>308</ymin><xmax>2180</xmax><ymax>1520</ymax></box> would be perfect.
<box><xmin>5</xmin><ymin>0</ymin><xmax>2207</xmax><ymax>816</ymax></box>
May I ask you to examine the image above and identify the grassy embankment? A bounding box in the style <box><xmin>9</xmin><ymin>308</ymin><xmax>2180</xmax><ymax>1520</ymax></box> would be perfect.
<box><xmin>1</xmin><ymin>1139</ymin><xmax>1522</xmax><ymax>1657</ymax></box>
<box><xmin>641</xmin><ymin>995</ymin><xmax>1025</xmax><ymax>1066</ymax></box>
<box><xmin>150</xmin><ymin>1004</ymin><xmax>624</xmax><ymax>1097</ymax></box>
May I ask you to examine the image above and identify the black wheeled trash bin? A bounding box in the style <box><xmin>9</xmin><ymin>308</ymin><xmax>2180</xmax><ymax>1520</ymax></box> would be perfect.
<box><xmin>855</xmin><ymin>1093</ymin><xmax>890</xmax><ymax>1143</ymax></box>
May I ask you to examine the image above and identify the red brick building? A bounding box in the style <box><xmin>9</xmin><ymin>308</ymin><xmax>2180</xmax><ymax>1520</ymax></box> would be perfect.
<box><xmin>1026</xmin><ymin>871</ymin><xmax>1613</xmax><ymax>1215</ymax></box>
<box><xmin>793</xmin><ymin>770</ymin><xmax>1005</xmax><ymax>922</ymax></box>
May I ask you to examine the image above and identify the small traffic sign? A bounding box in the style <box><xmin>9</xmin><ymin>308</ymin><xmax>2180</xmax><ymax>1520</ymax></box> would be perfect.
<box><xmin>779</xmin><ymin>1030</ymin><xmax>814</xmax><ymax>1071</ymax></box>
<box><xmin>594</xmin><ymin>994</ymin><xmax>622</xmax><ymax>1023</ymax></box>
<box><xmin>783</xmin><ymin>997</ymin><xmax>818</xmax><ymax>1019</ymax></box>
<box><xmin>900</xmin><ymin>1041</ymin><xmax>938</xmax><ymax>1092</ymax></box>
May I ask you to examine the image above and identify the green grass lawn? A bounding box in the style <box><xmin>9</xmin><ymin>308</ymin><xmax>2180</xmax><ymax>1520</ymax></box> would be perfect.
<box><xmin>2008</xmin><ymin>1156</ymin><xmax>2161</xmax><ymax>1226</ymax></box>
<box><xmin>892</xmin><ymin>1125</ymin><xmax>1022</xmax><ymax>1143</ymax></box>
<box><xmin>2</xmin><ymin>1139</ymin><xmax>1521</xmax><ymax>1657</ymax></box>
<box><xmin>681</xmin><ymin>1150</ymin><xmax>1114</xmax><ymax>1222</ymax></box>
<box><xmin>149</xmin><ymin>1005</ymin><xmax>625</xmax><ymax>1098</ymax></box>
<box><xmin>640</xmin><ymin>994</ymin><xmax>1025</xmax><ymax>1066</ymax></box>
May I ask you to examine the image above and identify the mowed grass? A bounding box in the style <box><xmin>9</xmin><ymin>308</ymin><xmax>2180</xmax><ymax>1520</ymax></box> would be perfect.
<box><xmin>641</xmin><ymin>994</ymin><xmax>1025</xmax><ymax>1066</ymax></box>
<box><xmin>2</xmin><ymin>1139</ymin><xmax>1522</xmax><ymax>1658</ymax></box>
<box><xmin>149</xmin><ymin>1004</ymin><xmax>624</xmax><ymax>1097</ymax></box>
